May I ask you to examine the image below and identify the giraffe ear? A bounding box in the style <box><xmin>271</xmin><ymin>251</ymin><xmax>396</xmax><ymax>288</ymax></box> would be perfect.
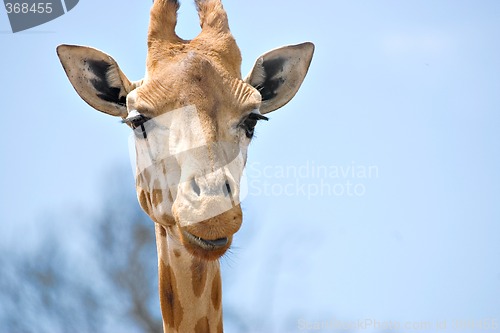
<box><xmin>245</xmin><ymin>42</ymin><xmax>314</xmax><ymax>114</ymax></box>
<box><xmin>57</xmin><ymin>44</ymin><xmax>135</xmax><ymax>117</ymax></box>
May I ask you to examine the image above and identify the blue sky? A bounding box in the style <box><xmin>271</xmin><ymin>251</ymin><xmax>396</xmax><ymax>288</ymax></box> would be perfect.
<box><xmin>1</xmin><ymin>1</ymin><xmax>500</xmax><ymax>332</ymax></box>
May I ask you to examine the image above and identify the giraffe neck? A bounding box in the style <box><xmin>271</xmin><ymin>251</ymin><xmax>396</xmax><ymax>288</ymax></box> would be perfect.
<box><xmin>155</xmin><ymin>224</ymin><xmax>223</xmax><ymax>333</ymax></box>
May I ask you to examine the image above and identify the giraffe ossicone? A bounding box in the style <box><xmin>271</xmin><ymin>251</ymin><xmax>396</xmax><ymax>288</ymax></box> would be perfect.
<box><xmin>57</xmin><ymin>0</ymin><xmax>314</xmax><ymax>331</ymax></box>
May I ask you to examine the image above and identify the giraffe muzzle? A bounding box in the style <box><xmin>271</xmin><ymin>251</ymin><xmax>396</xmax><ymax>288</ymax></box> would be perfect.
<box><xmin>179</xmin><ymin>229</ymin><xmax>233</xmax><ymax>261</ymax></box>
<box><xmin>175</xmin><ymin>203</ymin><xmax>242</xmax><ymax>260</ymax></box>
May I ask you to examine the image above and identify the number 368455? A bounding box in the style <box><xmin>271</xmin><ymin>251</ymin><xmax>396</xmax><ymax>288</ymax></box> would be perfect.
<box><xmin>5</xmin><ymin>3</ymin><xmax>53</xmax><ymax>14</ymax></box>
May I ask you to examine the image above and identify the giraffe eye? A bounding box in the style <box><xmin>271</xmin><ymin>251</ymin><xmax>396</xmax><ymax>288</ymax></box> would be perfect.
<box><xmin>123</xmin><ymin>113</ymin><xmax>150</xmax><ymax>129</ymax></box>
<box><xmin>129</xmin><ymin>115</ymin><xmax>150</xmax><ymax>130</ymax></box>
<box><xmin>122</xmin><ymin>111</ymin><xmax>151</xmax><ymax>139</ymax></box>
<box><xmin>242</xmin><ymin>117</ymin><xmax>258</xmax><ymax>138</ymax></box>
<box><xmin>239</xmin><ymin>112</ymin><xmax>269</xmax><ymax>139</ymax></box>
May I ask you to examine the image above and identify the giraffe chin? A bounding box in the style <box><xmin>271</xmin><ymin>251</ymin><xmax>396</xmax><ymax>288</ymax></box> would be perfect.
<box><xmin>173</xmin><ymin>204</ymin><xmax>243</xmax><ymax>260</ymax></box>
<box><xmin>179</xmin><ymin>227</ymin><xmax>233</xmax><ymax>261</ymax></box>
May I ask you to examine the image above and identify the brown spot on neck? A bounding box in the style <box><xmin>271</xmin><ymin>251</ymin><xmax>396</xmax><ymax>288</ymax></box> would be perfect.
<box><xmin>195</xmin><ymin>316</ymin><xmax>210</xmax><ymax>333</ymax></box>
<box><xmin>138</xmin><ymin>189</ymin><xmax>152</xmax><ymax>212</ymax></box>
<box><xmin>173</xmin><ymin>249</ymin><xmax>181</xmax><ymax>258</ymax></box>
<box><xmin>152</xmin><ymin>189</ymin><xmax>164</xmax><ymax>207</ymax></box>
<box><xmin>159</xmin><ymin>225</ymin><xmax>167</xmax><ymax>237</ymax></box>
<box><xmin>159</xmin><ymin>261</ymin><xmax>184</xmax><ymax>331</ymax></box>
<box><xmin>191</xmin><ymin>259</ymin><xmax>208</xmax><ymax>298</ymax></box>
<box><xmin>217</xmin><ymin>318</ymin><xmax>223</xmax><ymax>333</ymax></box>
<box><xmin>211</xmin><ymin>272</ymin><xmax>222</xmax><ymax>311</ymax></box>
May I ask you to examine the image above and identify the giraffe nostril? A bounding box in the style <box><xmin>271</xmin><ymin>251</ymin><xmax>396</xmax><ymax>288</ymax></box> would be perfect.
<box><xmin>191</xmin><ymin>178</ymin><xmax>201</xmax><ymax>196</ymax></box>
<box><xmin>223</xmin><ymin>180</ymin><xmax>232</xmax><ymax>197</ymax></box>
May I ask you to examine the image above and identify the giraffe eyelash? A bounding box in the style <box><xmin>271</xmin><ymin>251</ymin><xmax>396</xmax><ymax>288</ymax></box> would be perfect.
<box><xmin>122</xmin><ymin>111</ymin><xmax>151</xmax><ymax>129</ymax></box>
<box><xmin>239</xmin><ymin>112</ymin><xmax>269</xmax><ymax>139</ymax></box>
<box><xmin>247</xmin><ymin>113</ymin><xmax>269</xmax><ymax>122</ymax></box>
<box><xmin>122</xmin><ymin>111</ymin><xmax>151</xmax><ymax>139</ymax></box>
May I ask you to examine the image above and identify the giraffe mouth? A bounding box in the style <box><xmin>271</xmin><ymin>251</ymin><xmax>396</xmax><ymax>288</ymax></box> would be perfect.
<box><xmin>182</xmin><ymin>230</ymin><xmax>229</xmax><ymax>249</ymax></box>
<box><xmin>175</xmin><ymin>207</ymin><xmax>241</xmax><ymax>260</ymax></box>
<box><xmin>180</xmin><ymin>229</ymin><xmax>231</xmax><ymax>260</ymax></box>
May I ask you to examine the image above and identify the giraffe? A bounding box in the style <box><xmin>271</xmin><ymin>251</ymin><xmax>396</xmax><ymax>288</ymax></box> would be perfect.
<box><xmin>57</xmin><ymin>0</ymin><xmax>314</xmax><ymax>331</ymax></box>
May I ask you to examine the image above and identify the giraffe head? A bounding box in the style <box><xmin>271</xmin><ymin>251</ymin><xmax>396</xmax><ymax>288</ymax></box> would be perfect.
<box><xmin>57</xmin><ymin>0</ymin><xmax>314</xmax><ymax>261</ymax></box>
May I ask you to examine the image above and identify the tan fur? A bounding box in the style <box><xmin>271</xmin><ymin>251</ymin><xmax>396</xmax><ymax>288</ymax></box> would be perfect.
<box><xmin>159</xmin><ymin>261</ymin><xmax>184</xmax><ymax>332</ymax></box>
<box><xmin>195</xmin><ymin>317</ymin><xmax>210</xmax><ymax>333</ymax></box>
<box><xmin>143</xmin><ymin>4</ymin><xmax>256</xmax><ymax>328</ymax></box>
<box><xmin>191</xmin><ymin>260</ymin><xmax>208</xmax><ymax>298</ymax></box>
<box><xmin>210</xmin><ymin>272</ymin><xmax>222</xmax><ymax>311</ymax></box>
<box><xmin>156</xmin><ymin>224</ymin><xmax>222</xmax><ymax>332</ymax></box>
